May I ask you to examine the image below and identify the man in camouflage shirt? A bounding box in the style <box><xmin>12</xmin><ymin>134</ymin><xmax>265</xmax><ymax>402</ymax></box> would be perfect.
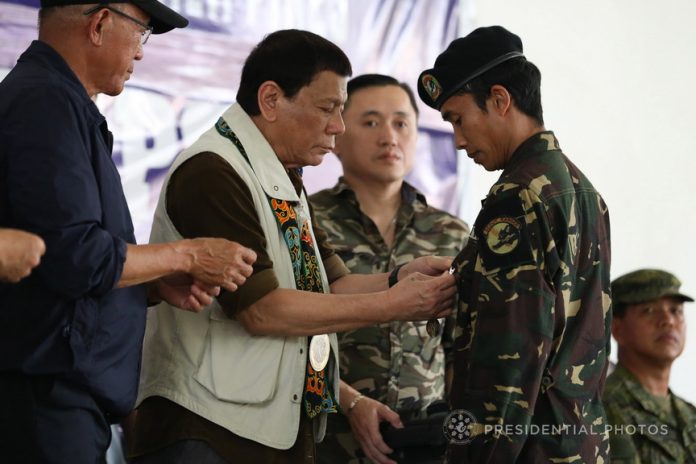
<box><xmin>604</xmin><ymin>269</ymin><xmax>696</xmax><ymax>463</ymax></box>
<box><xmin>311</xmin><ymin>74</ymin><xmax>469</xmax><ymax>464</ymax></box>
<box><xmin>417</xmin><ymin>26</ymin><xmax>612</xmax><ymax>463</ymax></box>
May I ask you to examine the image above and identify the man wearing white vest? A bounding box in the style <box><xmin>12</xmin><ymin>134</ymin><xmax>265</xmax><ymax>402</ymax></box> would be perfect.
<box><xmin>128</xmin><ymin>29</ymin><xmax>457</xmax><ymax>464</ymax></box>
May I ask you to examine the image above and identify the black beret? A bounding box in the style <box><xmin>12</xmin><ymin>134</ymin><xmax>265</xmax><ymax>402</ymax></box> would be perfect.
<box><xmin>40</xmin><ymin>0</ymin><xmax>188</xmax><ymax>34</ymax></box>
<box><xmin>418</xmin><ymin>25</ymin><xmax>524</xmax><ymax>110</ymax></box>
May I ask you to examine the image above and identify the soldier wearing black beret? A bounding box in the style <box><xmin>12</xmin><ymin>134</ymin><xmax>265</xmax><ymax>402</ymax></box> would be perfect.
<box><xmin>418</xmin><ymin>26</ymin><xmax>613</xmax><ymax>462</ymax></box>
<box><xmin>604</xmin><ymin>269</ymin><xmax>696</xmax><ymax>463</ymax></box>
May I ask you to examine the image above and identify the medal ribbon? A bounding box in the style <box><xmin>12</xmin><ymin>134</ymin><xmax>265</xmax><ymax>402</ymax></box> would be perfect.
<box><xmin>216</xmin><ymin>118</ymin><xmax>336</xmax><ymax>419</ymax></box>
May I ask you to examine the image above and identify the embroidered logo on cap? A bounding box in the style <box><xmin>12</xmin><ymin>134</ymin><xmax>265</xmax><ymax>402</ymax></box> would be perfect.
<box><xmin>484</xmin><ymin>217</ymin><xmax>521</xmax><ymax>255</ymax></box>
<box><xmin>421</xmin><ymin>74</ymin><xmax>442</xmax><ymax>102</ymax></box>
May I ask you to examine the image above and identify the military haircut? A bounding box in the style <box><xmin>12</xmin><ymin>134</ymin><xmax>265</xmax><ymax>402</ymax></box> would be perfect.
<box><xmin>458</xmin><ymin>57</ymin><xmax>544</xmax><ymax>126</ymax></box>
<box><xmin>38</xmin><ymin>4</ymin><xmax>83</xmax><ymax>27</ymax></box>
<box><xmin>346</xmin><ymin>73</ymin><xmax>420</xmax><ymax>117</ymax></box>
<box><xmin>236</xmin><ymin>29</ymin><xmax>352</xmax><ymax>116</ymax></box>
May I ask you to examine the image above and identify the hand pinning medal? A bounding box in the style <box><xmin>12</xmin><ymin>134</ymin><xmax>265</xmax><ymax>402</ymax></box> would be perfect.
<box><xmin>426</xmin><ymin>250</ymin><xmax>467</xmax><ymax>337</ymax></box>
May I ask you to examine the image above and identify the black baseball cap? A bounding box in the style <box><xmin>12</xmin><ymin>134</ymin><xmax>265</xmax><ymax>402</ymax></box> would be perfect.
<box><xmin>40</xmin><ymin>0</ymin><xmax>188</xmax><ymax>34</ymax></box>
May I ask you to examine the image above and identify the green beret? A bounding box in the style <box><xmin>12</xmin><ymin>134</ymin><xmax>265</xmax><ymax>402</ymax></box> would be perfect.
<box><xmin>40</xmin><ymin>0</ymin><xmax>188</xmax><ymax>34</ymax></box>
<box><xmin>611</xmin><ymin>269</ymin><xmax>694</xmax><ymax>306</ymax></box>
<box><xmin>417</xmin><ymin>25</ymin><xmax>525</xmax><ymax>110</ymax></box>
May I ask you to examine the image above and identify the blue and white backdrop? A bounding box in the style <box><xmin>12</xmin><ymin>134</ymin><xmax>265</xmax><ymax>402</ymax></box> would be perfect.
<box><xmin>1</xmin><ymin>0</ymin><xmax>472</xmax><ymax>243</ymax></box>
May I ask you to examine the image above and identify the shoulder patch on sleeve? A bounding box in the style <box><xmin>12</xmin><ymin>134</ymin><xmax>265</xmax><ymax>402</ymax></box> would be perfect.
<box><xmin>484</xmin><ymin>217</ymin><xmax>521</xmax><ymax>255</ymax></box>
<box><xmin>474</xmin><ymin>194</ymin><xmax>535</xmax><ymax>274</ymax></box>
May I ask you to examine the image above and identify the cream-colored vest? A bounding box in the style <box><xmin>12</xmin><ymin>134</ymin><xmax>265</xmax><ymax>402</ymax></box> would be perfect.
<box><xmin>137</xmin><ymin>103</ymin><xmax>339</xmax><ymax>449</ymax></box>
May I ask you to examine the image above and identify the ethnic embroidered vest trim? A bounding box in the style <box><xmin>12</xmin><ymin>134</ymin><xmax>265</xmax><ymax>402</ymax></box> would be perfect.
<box><xmin>215</xmin><ymin>117</ymin><xmax>336</xmax><ymax>419</ymax></box>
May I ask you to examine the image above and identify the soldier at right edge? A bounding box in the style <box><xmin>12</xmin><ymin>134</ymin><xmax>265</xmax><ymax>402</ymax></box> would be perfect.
<box><xmin>604</xmin><ymin>269</ymin><xmax>696</xmax><ymax>463</ymax></box>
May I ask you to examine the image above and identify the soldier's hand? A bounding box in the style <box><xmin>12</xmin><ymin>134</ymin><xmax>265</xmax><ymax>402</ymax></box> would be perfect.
<box><xmin>401</xmin><ymin>256</ymin><xmax>453</xmax><ymax>279</ymax></box>
<box><xmin>386</xmin><ymin>271</ymin><xmax>456</xmax><ymax>321</ymax></box>
<box><xmin>347</xmin><ymin>395</ymin><xmax>401</xmax><ymax>464</ymax></box>
<box><xmin>0</xmin><ymin>228</ymin><xmax>45</xmax><ymax>283</ymax></box>
<box><xmin>184</xmin><ymin>238</ymin><xmax>256</xmax><ymax>292</ymax></box>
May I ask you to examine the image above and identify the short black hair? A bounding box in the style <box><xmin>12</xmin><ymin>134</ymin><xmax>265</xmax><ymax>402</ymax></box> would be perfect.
<box><xmin>458</xmin><ymin>57</ymin><xmax>544</xmax><ymax>126</ymax></box>
<box><xmin>346</xmin><ymin>74</ymin><xmax>419</xmax><ymax>117</ymax></box>
<box><xmin>236</xmin><ymin>29</ymin><xmax>352</xmax><ymax>116</ymax></box>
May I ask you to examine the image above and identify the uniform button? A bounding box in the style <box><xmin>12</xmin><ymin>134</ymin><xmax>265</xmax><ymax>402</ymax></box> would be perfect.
<box><xmin>293</xmin><ymin>394</ymin><xmax>298</xmax><ymax>400</ymax></box>
<box><xmin>300</xmin><ymin>348</ymin><xmax>303</xmax><ymax>354</ymax></box>
<box><xmin>273</xmin><ymin>185</ymin><xmax>279</xmax><ymax>191</ymax></box>
<box><xmin>541</xmin><ymin>375</ymin><xmax>553</xmax><ymax>390</ymax></box>
<box><xmin>62</xmin><ymin>324</ymin><xmax>71</xmax><ymax>338</ymax></box>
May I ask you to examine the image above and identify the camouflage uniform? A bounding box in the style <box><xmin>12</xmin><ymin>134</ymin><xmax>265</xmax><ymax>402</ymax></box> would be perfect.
<box><xmin>603</xmin><ymin>365</ymin><xmax>696</xmax><ymax>463</ymax></box>
<box><xmin>310</xmin><ymin>178</ymin><xmax>469</xmax><ymax>463</ymax></box>
<box><xmin>447</xmin><ymin>132</ymin><xmax>612</xmax><ymax>463</ymax></box>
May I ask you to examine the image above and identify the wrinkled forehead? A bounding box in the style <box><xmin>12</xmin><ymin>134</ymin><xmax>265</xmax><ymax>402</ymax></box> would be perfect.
<box><xmin>302</xmin><ymin>70</ymin><xmax>348</xmax><ymax>102</ymax></box>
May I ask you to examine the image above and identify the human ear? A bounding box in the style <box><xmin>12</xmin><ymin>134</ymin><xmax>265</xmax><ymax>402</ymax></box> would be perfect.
<box><xmin>257</xmin><ymin>81</ymin><xmax>282</xmax><ymax>122</ymax></box>
<box><xmin>86</xmin><ymin>8</ymin><xmax>110</xmax><ymax>46</ymax></box>
<box><xmin>611</xmin><ymin>317</ymin><xmax>625</xmax><ymax>344</ymax></box>
<box><xmin>489</xmin><ymin>84</ymin><xmax>512</xmax><ymax>115</ymax></box>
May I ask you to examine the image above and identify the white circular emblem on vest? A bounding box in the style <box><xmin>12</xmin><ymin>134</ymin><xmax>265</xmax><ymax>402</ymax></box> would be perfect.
<box><xmin>309</xmin><ymin>334</ymin><xmax>330</xmax><ymax>371</ymax></box>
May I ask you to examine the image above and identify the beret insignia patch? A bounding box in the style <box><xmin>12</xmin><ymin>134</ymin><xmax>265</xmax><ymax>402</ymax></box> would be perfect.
<box><xmin>484</xmin><ymin>217</ymin><xmax>521</xmax><ymax>255</ymax></box>
<box><xmin>421</xmin><ymin>74</ymin><xmax>442</xmax><ymax>102</ymax></box>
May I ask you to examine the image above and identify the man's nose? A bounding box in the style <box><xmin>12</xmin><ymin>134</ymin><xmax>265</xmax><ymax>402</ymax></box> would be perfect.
<box><xmin>135</xmin><ymin>43</ymin><xmax>144</xmax><ymax>61</ymax></box>
<box><xmin>454</xmin><ymin>131</ymin><xmax>467</xmax><ymax>151</ymax></box>
<box><xmin>657</xmin><ymin>309</ymin><xmax>677</xmax><ymax>327</ymax></box>
<box><xmin>327</xmin><ymin>111</ymin><xmax>345</xmax><ymax>135</ymax></box>
<box><xmin>378</xmin><ymin>125</ymin><xmax>398</xmax><ymax>147</ymax></box>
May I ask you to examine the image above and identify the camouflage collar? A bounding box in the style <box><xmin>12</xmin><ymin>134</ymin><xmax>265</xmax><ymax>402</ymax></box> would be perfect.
<box><xmin>328</xmin><ymin>177</ymin><xmax>427</xmax><ymax>207</ymax></box>
<box><xmin>613</xmin><ymin>365</ymin><xmax>677</xmax><ymax>420</ymax></box>
<box><xmin>502</xmin><ymin>130</ymin><xmax>561</xmax><ymax>174</ymax></box>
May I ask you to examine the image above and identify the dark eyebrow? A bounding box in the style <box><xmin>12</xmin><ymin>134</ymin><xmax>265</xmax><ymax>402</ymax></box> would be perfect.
<box><xmin>360</xmin><ymin>110</ymin><xmax>381</xmax><ymax>117</ymax></box>
<box><xmin>359</xmin><ymin>110</ymin><xmax>413</xmax><ymax>118</ymax></box>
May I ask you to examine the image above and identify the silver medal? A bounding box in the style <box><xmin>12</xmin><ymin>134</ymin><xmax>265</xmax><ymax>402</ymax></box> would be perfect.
<box><xmin>309</xmin><ymin>334</ymin><xmax>331</xmax><ymax>371</ymax></box>
<box><xmin>426</xmin><ymin>318</ymin><xmax>440</xmax><ymax>337</ymax></box>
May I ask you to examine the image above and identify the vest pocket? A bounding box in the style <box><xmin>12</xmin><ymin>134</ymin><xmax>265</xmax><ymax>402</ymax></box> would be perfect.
<box><xmin>193</xmin><ymin>312</ymin><xmax>285</xmax><ymax>403</ymax></box>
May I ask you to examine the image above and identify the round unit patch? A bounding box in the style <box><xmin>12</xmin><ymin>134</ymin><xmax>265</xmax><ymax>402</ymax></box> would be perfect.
<box><xmin>421</xmin><ymin>74</ymin><xmax>442</xmax><ymax>102</ymax></box>
<box><xmin>483</xmin><ymin>217</ymin><xmax>521</xmax><ymax>255</ymax></box>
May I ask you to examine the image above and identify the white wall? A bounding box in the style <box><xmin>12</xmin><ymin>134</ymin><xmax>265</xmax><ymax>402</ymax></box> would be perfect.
<box><xmin>463</xmin><ymin>0</ymin><xmax>696</xmax><ymax>402</ymax></box>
